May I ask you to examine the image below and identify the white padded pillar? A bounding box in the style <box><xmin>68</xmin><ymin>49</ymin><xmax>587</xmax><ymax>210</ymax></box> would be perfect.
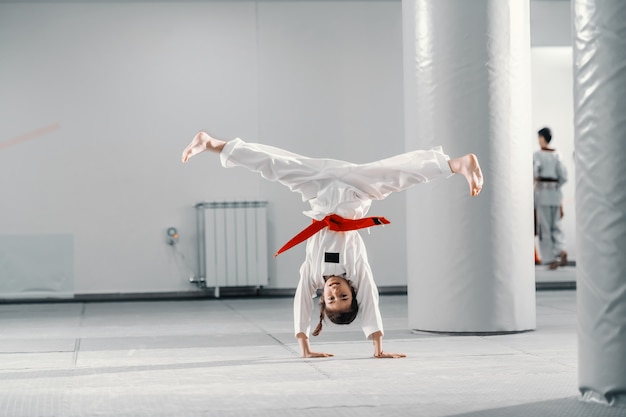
<box><xmin>574</xmin><ymin>0</ymin><xmax>626</xmax><ymax>407</ymax></box>
<box><xmin>402</xmin><ymin>0</ymin><xmax>536</xmax><ymax>332</ymax></box>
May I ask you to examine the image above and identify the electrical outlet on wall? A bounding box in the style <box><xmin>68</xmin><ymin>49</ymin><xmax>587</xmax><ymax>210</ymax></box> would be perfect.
<box><xmin>166</xmin><ymin>227</ymin><xmax>179</xmax><ymax>246</ymax></box>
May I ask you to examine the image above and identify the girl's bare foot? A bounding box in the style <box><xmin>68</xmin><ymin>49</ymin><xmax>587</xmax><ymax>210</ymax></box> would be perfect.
<box><xmin>448</xmin><ymin>154</ymin><xmax>484</xmax><ymax>196</ymax></box>
<box><xmin>181</xmin><ymin>131</ymin><xmax>226</xmax><ymax>163</ymax></box>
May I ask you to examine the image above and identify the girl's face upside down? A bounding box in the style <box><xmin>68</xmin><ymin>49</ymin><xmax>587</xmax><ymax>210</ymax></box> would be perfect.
<box><xmin>323</xmin><ymin>276</ymin><xmax>353</xmax><ymax>313</ymax></box>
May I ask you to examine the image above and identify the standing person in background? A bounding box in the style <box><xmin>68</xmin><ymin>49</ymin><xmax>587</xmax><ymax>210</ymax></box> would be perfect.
<box><xmin>534</xmin><ymin>127</ymin><xmax>568</xmax><ymax>270</ymax></box>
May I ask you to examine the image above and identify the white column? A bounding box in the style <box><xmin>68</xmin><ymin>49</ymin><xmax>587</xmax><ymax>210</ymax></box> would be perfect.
<box><xmin>574</xmin><ymin>0</ymin><xmax>626</xmax><ymax>407</ymax></box>
<box><xmin>402</xmin><ymin>0</ymin><xmax>535</xmax><ymax>332</ymax></box>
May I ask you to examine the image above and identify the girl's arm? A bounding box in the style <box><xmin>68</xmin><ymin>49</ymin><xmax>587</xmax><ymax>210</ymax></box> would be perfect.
<box><xmin>353</xmin><ymin>259</ymin><xmax>406</xmax><ymax>358</ymax></box>
<box><xmin>370</xmin><ymin>331</ymin><xmax>406</xmax><ymax>358</ymax></box>
<box><xmin>296</xmin><ymin>333</ymin><xmax>333</xmax><ymax>358</ymax></box>
<box><xmin>293</xmin><ymin>267</ymin><xmax>334</xmax><ymax>358</ymax></box>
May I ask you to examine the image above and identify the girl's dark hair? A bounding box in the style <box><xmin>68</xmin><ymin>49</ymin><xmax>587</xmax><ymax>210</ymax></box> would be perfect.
<box><xmin>312</xmin><ymin>279</ymin><xmax>358</xmax><ymax>336</ymax></box>
<box><xmin>538</xmin><ymin>127</ymin><xmax>552</xmax><ymax>143</ymax></box>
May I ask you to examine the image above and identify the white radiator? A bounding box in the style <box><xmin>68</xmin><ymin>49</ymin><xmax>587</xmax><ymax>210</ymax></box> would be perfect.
<box><xmin>195</xmin><ymin>201</ymin><xmax>269</xmax><ymax>297</ymax></box>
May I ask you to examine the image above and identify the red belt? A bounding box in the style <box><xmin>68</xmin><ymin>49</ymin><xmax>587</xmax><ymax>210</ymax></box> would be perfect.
<box><xmin>274</xmin><ymin>214</ymin><xmax>390</xmax><ymax>257</ymax></box>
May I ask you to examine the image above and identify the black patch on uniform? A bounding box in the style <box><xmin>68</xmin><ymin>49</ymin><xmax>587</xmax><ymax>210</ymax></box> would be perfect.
<box><xmin>324</xmin><ymin>252</ymin><xmax>340</xmax><ymax>264</ymax></box>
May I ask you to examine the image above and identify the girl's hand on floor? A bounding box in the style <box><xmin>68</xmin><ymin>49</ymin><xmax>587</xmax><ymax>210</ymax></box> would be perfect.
<box><xmin>374</xmin><ymin>351</ymin><xmax>406</xmax><ymax>359</ymax></box>
<box><xmin>303</xmin><ymin>351</ymin><xmax>334</xmax><ymax>358</ymax></box>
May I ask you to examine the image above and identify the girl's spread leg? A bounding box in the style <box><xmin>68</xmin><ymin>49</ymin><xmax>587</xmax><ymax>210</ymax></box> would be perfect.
<box><xmin>182</xmin><ymin>132</ymin><xmax>226</xmax><ymax>163</ymax></box>
<box><xmin>448</xmin><ymin>154</ymin><xmax>483</xmax><ymax>196</ymax></box>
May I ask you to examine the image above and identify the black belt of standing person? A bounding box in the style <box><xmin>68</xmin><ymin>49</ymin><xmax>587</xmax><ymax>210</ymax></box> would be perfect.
<box><xmin>538</xmin><ymin>177</ymin><xmax>559</xmax><ymax>183</ymax></box>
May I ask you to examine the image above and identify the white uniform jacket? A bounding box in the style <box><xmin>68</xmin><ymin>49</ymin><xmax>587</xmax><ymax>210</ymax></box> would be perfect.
<box><xmin>220</xmin><ymin>138</ymin><xmax>454</xmax><ymax>339</ymax></box>
<box><xmin>533</xmin><ymin>149</ymin><xmax>568</xmax><ymax>206</ymax></box>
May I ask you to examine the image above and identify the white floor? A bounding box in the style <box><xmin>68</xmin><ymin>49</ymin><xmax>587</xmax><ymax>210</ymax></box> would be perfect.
<box><xmin>0</xmin><ymin>291</ymin><xmax>623</xmax><ymax>417</ymax></box>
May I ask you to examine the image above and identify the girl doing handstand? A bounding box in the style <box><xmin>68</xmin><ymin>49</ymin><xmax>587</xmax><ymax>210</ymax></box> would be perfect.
<box><xmin>182</xmin><ymin>132</ymin><xmax>483</xmax><ymax>358</ymax></box>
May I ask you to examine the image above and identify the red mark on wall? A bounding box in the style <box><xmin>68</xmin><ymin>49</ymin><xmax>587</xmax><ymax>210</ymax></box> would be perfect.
<box><xmin>0</xmin><ymin>123</ymin><xmax>61</xmax><ymax>150</ymax></box>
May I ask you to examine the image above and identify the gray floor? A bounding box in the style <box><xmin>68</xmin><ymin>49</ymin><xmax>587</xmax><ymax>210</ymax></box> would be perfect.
<box><xmin>1</xmin><ymin>291</ymin><xmax>624</xmax><ymax>417</ymax></box>
<box><xmin>535</xmin><ymin>265</ymin><xmax>576</xmax><ymax>285</ymax></box>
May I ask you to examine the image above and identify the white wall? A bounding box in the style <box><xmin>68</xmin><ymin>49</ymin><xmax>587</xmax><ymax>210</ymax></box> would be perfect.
<box><xmin>0</xmin><ymin>1</ymin><xmax>405</xmax><ymax>297</ymax></box>
<box><xmin>0</xmin><ymin>0</ymin><xmax>575</xmax><ymax>298</ymax></box>
<box><xmin>530</xmin><ymin>0</ymin><xmax>571</xmax><ymax>47</ymax></box>
<box><xmin>256</xmin><ymin>1</ymin><xmax>406</xmax><ymax>289</ymax></box>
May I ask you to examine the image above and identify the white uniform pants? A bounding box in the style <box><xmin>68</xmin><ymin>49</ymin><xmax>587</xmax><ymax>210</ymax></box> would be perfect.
<box><xmin>536</xmin><ymin>205</ymin><xmax>565</xmax><ymax>263</ymax></box>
